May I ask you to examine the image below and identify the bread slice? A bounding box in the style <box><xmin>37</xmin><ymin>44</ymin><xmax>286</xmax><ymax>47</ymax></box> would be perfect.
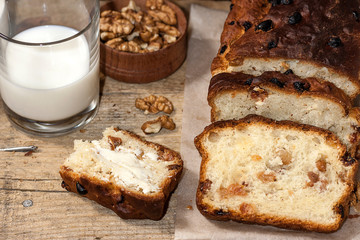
<box><xmin>211</xmin><ymin>0</ymin><xmax>360</xmax><ymax>99</ymax></box>
<box><xmin>208</xmin><ymin>71</ymin><xmax>360</xmax><ymax>153</ymax></box>
<box><xmin>194</xmin><ymin>115</ymin><xmax>358</xmax><ymax>232</ymax></box>
<box><xmin>59</xmin><ymin>127</ymin><xmax>183</xmax><ymax>220</ymax></box>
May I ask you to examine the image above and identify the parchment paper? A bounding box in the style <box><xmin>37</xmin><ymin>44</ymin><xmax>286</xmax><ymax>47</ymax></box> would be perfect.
<box><xmin>175</xmin><ymin>4</ymin><xmax>360</xmax><ymax>240</ymax></box>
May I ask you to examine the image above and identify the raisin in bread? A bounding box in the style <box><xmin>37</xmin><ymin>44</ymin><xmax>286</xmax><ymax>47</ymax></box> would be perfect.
<box><xmin>211</xmin><ymin>0</ymin><xmax>360</xmax><ymax>99</ymax></box>
<box><xmin>60</xmin><ymin>127</ymin><xmax>183</xmax><ymax>220</ymax></box>
<box><xmin>208</xmin><ymin>71</ymin><xmax>360</xmax><ymax>153</ymax></box>
<box><xmin>194</xmin><ymin>115</ymin><xmax>358</xmax><ymax>232</ymax></box>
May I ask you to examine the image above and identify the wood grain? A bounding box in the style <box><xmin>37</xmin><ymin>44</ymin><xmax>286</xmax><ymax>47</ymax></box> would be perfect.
<box><xmin>0</xmin><ymin>1</ymin><xmax>230</xmax><ymax>239</ymax></box>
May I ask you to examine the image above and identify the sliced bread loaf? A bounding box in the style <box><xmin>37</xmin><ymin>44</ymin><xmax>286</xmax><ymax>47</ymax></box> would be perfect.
<box><xmin>60</xmin><ymin>127</ymin><xmax>183</xmax><ymax>220</ymax></box>
<box><xmin>208</xmin><ymin>71</ymin><xmax>360</xmax><ymax>153</ymax></box>
<box><xmin>194</xmin><ymin>115</ymin><xmax>358</xmax><ymax>232</ymax></box>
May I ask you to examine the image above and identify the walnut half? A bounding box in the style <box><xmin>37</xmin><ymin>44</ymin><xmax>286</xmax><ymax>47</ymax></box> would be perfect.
<box><xmin>141</xmin><ymin>115</ymin><xmax>176</xmax><ymax>134</ymax></box>
<box><xmin>135</xmin><ymin>95</ymin><xmax>173</xmax><ymax>114</ymax></box>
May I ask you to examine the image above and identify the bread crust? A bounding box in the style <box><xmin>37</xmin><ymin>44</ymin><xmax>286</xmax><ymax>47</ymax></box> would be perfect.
<box><xmin>194</xmin><ymin>115</ymin><xmax>358</xmax><ymax>232</ymax></box>
<box><xmin>60</xmin><ymin>128</ymin><xmax>183</xmax><ymax>220</ymax></box>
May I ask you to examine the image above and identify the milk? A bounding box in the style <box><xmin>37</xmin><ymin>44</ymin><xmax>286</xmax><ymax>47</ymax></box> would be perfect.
<box><xmin>0</xmin><ymin>25</ymin><xmax>99</xmax><ymax>121</ymax></box>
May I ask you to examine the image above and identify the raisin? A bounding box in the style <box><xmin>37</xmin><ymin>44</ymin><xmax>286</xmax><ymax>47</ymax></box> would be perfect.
<box><xmin>117</xmin><ymin>195</ymin><xmax>124</xmax><ymax>204</ymax></box>
<box><xmin>219</xmin><ymin>45</ymin><xmax>227</xmax><ymax>54</ymax></box>
<box><xmin>108</xmin><ymin>136</ymin><xmax>122</xmax><ymax>150</ymax></box>
<box><xmin>214</xmin><ymin>209</ymin><xmax>229</xmax><ymax>216</ymax></box>
<box><xmin>281</xmin><ymin>0</ymin><xmax>293</xmax><ymax>4</ymax></box>
<box><xmin>76</xmin><ymin>182</ymin><xmax>88</xmax><ymax>195</ymax></box>
<box><xmin>316</xmin><ymin>159</ymin><xmax>327</xmax><ymax>172</ymax></box>
<box><xmin>307</xmin><ymin>171</ymin><xmax>319</xmax><ymax>183</ymax></box>
<box><xmin>293</xmin><ymin>82</ymin><xmax>310</xmax><ymax>92</ymax></box>
<box><xmin>244</xmin><ymin>78</ymin><xmax>253</xmax><ymax>85</ymax></box>
<box><xmin>337</xmin><ymin>205</ymin><xmax>345</xmax><ymax>218</ymax></box>
<box><xmin>353</xmin><ymin>11</ymin><xmax>359</xmax><ymax>22</ymax></box>
<box><xmin>270</xmin><ymin>78</ymin><xmax>285</xmax><ymax>88</ymax></box>
<box><xmin>228</xmin><ymin>21</ymin><xmax>235</xmax><ymax>25</ymax></box>
<box><xmin>242</xmin><ymin>21</ymin><xmax>252</xmax><ymax>31</ymax></box>
<box><xmin>284</xmin><ymin>69</ymin><xmax>294</xmax><ymax>75</ymax></box>
<box><xmin>167</xmin><ymin>164</ymin><xmax>182</xmax><ymax>170</ymax></box>
<box><xmin>341</xmin><ymin>154</ymin><xmax>356</xmax><ymax>166</ymax></box>
<box><xmin>199</xmin><ymin>179</ymin><xmax>212</xmax><ymax>193</ymax></box>
<box><xmin>288</xmin><ymin>12</ymin><xmax>302</xmax><ymax>25</ymax></box>
<box><xmin>61</xmin><ymin>181</ymin><xmax>71</xmax><ymax>192</ymax></box>
<box><xmin>268</xmin><ymin>40</ymin><xmax>277</xmax><ymax>49</ymax></box>
<box><xmin>268</xmin><ymin>0</ymin><xmax>281</xmax><ymax>6</ymax></box>
<box><xmin>255</xmin><ymin>20</ymin><xmax>274</xmax><ymax>32</ymax></box>
<box><xmin>328</xmin><ymin>37</ymin><xmax>342</xmax><ymax>48</ymax></box>
<box><xmin>230</xmin><ymin>3</ymin><xmax>234</xmax><ymax>10</ymax></box>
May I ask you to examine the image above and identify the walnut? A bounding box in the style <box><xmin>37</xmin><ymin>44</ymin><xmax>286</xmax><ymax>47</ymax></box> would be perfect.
<box><xmin>100</xmin><ymin>32</ymin><xmax>116</xmax><ymax>41</ymax></box>
<box><xmin>121</xmin><ymin>10</ymin><xmax>143</xmax><ymax>24</ymax></box>
<box><xmin>121</xmin><ymin>0</ymin><xmax>141</xmax><ymax>12</ymax></box>
<box><xmin>117</xmin><ymin>40</ymin><xmax>141</xmax><ymax>52</ymax></box>
<box><xmin>156</xmin><ymin>22</ymin><xmax>180</xmax><ymax>37</ymax></box>
<box><xmin>100</xmin><ymin>0</ymin><xmax>180</xmax><ymax>53</ymax></box>
<box><xmin>135</xmin><ymin>95</ymin><xmax>173</xmax><ymax>114</ymax></box>
<box><xmin>146</xmin><ymin>0</ymin><xmax>164</xmax><ymax>10</ymax></box>
<box><xmin>105</xmin><ymin>37</ymin><xmax>124</xmax><ymax>49</ymax></box>
<box><xmin>141</xmin><ymin>115</ymin><xmax>176</xmax><ymax>134</ymax></box>
<box><xmin>219</xmin><ymin>183</ymin><xmax>248</xmax><ymax>199</ymax></box>
<box><xmin>276</xmin><ymin>149</ymin><xmax>292</xmax><ymax>165</ymax></box>
<box><xmin>250</xmin><ymin>86</ymin><xmax>268</xmax><ymax>102</ymax></box>
<box><xmin>148</xmin><ymin>7</ymin><xmax>177</xmax><ymax>26</ymax></box>
<box><xmin>163</xmin><ymin>34</ymin><xmax>177</xmax><ymax>44</ymax></box>
<box><xmin>101</xmin><ymin>10</ymin><xmax>122</xmax><ymax>19</ymax></box>
<box><xmin>112</xmin><ymin>19</ymin><xmax>134</xmax><ymax>35</ymax></box>
<box><xmin>147</xmin><ymin>41</ymin><xmax>162</xmax><ymax>52</ymax></box>
<box><xmin>257</xmin><ymin>171</ymin><xmax>276</xmax><ymax>183</ymax></box>
<box><xmin>140</xmin><ymin>30</ymin><xmax>152</xmax><ymax>42</ymax></box>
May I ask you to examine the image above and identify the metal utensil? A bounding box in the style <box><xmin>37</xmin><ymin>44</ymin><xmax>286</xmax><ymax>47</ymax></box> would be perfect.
<box><xmin>0</xmin><ymin>146</ymin><xmax>38</xmax><ymax>152</ymax></box>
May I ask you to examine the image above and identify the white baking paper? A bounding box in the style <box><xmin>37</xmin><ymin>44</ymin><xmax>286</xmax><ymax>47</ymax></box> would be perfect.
<box><xmin>176</xmin><ymin>4</ymin><xmax>360</xmax><ymax>240</ymax></box>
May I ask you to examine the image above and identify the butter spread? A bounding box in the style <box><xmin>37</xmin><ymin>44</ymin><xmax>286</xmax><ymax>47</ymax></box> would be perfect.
<box><xmin>91</xmin><ymin>140</ymin><xmax>164</xmax><ymax>194</ymax></box>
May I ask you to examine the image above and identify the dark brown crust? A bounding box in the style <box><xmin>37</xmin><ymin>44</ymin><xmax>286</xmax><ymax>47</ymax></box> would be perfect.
<box><xmin>211</xmin><ymin>0</ymin><xmax>360</xmax><ymax>98</ymax></box>
<box><xmin>208</xmin><ymin>71</ymin><xmax>352</xmax><ymax>120</ymax></box>
<box><xmin>211</xmin><ymin>0</ymin><xmax>271</xmax><ymax>74</ymax></box>
<box><xmin>194</xmin><ymin>115</ymin><xmax>358</xmax><ymax>232</ymax></box>
<box><xmin>59</xmin><ymin>128</ymin><xmax>183</xmax><ymax>220</ymax></box>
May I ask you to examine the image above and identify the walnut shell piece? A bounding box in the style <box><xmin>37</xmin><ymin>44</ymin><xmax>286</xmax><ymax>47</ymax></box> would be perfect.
<box><xmin>141</xmin><ymin>115</ymin><xmax>176</xmax><ymax>134</ymax></box>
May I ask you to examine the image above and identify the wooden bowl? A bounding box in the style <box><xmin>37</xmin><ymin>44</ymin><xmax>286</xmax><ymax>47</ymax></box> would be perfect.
<box><xmin>100</xmin><ymin>0</ymin><xmax>188</xmax><ymax>83</ymax></box>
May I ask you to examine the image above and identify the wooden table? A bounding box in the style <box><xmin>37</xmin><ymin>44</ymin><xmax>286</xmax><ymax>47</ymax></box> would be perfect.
<box><xmin>0</xmin><ymin>1</ymin><xmax>230</xmax><ymax>239</ymax></box>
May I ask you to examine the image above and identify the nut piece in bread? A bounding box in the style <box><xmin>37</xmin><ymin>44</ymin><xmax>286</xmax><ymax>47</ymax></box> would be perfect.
<box><xmin>194</xmin><ymin>115</ymin><xmax>358</xmax><ymax>232</ymax></box>
<box><xmin>60</xmin><ymin>127</ymin><xmax>183</xmax><ymax>220</ymax></box>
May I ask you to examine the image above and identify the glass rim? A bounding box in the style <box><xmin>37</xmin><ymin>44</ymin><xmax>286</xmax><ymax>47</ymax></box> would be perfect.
<box><xmin>0</xmin><ymin>14</ymin><xmax>96</xmax><ymax>46</ymax></box>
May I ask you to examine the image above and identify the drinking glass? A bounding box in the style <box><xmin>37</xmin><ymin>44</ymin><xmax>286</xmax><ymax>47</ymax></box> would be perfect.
<box><xmin>0</xmin><ymin>0</ymin><xmax>100</xmax><ymax>137</ymax></box>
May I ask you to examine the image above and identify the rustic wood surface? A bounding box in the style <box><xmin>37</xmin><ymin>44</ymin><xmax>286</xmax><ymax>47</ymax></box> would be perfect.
<box><xmin>0</xmin><ymin>1</ymin><xmax>230</xmax><ymax>239</ymax></box>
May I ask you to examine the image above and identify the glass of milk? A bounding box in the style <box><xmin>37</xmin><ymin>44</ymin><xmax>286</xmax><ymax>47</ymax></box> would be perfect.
<box><xmin>0</xmin><ymin>0</ymin><xmax>100</xmax><ymax>137</ymax></box>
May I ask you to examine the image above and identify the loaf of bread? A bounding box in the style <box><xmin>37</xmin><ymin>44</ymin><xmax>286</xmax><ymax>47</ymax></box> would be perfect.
<box><xmin>208</xmin><ymin>71</ymin><xmax>360</xmax><ymax>153</ymax></box>
<box><xmin>60</xmin><ymin>127</ymin><xmax>183</xmax><ymax>220</ymax></box>
<box><xmin>194</xmin><ymin>115</ymin><xmax>358</xmax><ymax>232</ymax></box>
<box><xmin>211</xmin><ymin>0</ymin><xmax>360</xmax><ymax>99</ymax></box>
